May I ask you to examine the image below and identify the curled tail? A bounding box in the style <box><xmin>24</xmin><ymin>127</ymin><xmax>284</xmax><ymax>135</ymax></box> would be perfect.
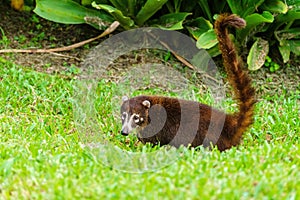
<box><xmin>215</xmin><ymin>14</ymin><xmax>256</xmax><ymax>142</ymax></box>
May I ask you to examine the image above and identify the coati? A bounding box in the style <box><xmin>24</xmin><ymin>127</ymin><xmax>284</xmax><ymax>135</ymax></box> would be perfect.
<box><xmin>120</xmin><ymin>14</ymin><xmax>256</xmax><ymax>151</ymax></box>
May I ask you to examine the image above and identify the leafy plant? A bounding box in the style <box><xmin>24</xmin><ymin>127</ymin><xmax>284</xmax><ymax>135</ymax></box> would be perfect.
<box><xmin>264</xmin><ymin>56</ymin><xmax>281</xmax><ymax>72</ymax></box>
<box><xmin>33</xmin><ymin>0</ymin><xmax>300</xmax><ymax>70</ymax></box>
<box><xmin>192</xmin><ymin>0</ymin><xmax>300</xmax><ymax>70</ymax></box>
<box><xmin>275</xmin><ymin>28</ymin><xmax>300</xmax><ymax>63</ymax></box>
<box><xmin>34</xmin><ymin>0</ymin><xmax>114</xmax><ymax>29</ymax></box>
<box><xmin>247</xmin><ymin>38</ymin><xmax>269</xmax><ymax>71</ymax></box>
<box><xmin>34</xmin><ymin>0</ymin><xmax>189</xmax><ymax>30</ymax></box>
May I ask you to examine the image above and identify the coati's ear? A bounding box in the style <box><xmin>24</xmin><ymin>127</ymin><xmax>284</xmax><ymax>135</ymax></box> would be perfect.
<box><xmin>122</xmin><ymin>96</ymin><xmax>129</xmax><ymax>102</ymax></box>
<box><xmin>142</xmin><ymin>100</ymin><xmax>151</xmax><ymax>108</ymax></box>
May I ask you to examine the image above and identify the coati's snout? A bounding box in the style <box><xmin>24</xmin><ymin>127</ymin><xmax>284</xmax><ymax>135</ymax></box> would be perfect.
<box><xmin>120</xmin><ymin>96</ymin><xmax>151</xmax><ymax>136</ymax></box>
<box><xmin>120</xmin><ymin>129</ymin><xmax>129</xmax><ymax>136</ymax></box>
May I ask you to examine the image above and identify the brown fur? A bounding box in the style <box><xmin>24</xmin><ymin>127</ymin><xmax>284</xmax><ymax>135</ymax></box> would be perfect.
<box><xmin>120</xmin><ymin>14</ymin><xmax>256</xmax><ymax>151</ymax></box>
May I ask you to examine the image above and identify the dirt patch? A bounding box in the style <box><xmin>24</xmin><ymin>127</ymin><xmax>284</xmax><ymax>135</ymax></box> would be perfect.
<box><xmin>0</xmin><ymin>4</ymin><xmax>299</xmax><ymax>98</ymax></box>
<box><xmin>0</xmin><ymin>3</ymin><xmax>100</xmax><ymax>74</ymax></box>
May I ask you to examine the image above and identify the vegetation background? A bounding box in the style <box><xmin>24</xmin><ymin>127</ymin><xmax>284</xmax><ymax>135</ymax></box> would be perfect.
<box><xmin>0</xmin><ymin>0</ymin><xmax>299</xmax><ymax>199</ymax></box>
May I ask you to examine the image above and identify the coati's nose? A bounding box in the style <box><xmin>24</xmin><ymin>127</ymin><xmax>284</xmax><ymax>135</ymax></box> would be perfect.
<box><xmin>121</xmin><ymin>129</ymin><xmax>129</xmax><ymax>136</ymax></box>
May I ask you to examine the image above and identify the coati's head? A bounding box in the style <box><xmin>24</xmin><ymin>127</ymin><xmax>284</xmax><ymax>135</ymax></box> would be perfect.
<box><xmin>120</xmin><ymin>96</ymin><xmax>151</xmax><ymax>136</ymax></box>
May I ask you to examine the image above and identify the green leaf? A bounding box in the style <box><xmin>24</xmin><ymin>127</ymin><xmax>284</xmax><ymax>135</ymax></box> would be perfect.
<box><xmin>196</xmin><ymin>29</ymin><xmax>218</xmax><ymax>49</ymax></box>
<box><xmin>286</xmin><ymin>0</ymin><xmax>300</xmax><ymax>11</ymax></box>
<box><xmin>108</xmin><ymin>0</ymin><xmax>137</xmax><ymax>17</ymax></box>
<box><xmin>238</xmin><ymin>11</ymin><xmax>274</xmax><ymax>43</ymax></box>
<box><xmin>127</xmin><ymin>0</ymin><xmax>137</xmax><ymax>17</ymax></box>
<box><xmin>275</xmin><ymin>28</ymin><xmax>300</xmax><ymax>42</ymax></box>
<box><xmin>197</xmin><ymin>0</ymin><xmax>213</xmax><ymax>22</ymax></box>
<box><xmin>275</xmin><ymin>28</ymin><xmax>300</xmax><ymax>63</ymax></box>
<box><xmin>287</xmin><ymin>40</ymin><xmax>300</xmax><ymax>55</ymax></box>
<box><xmin>273</xmin><ymin>11</ymin><xmax>300</xmax><ymax>31</ymax></box>
<box><xmin>155</xmin><ymin>12</ymin><xmax>192</xmax><ymax>30</ymax></box>
<box><xmin>109</xmin><ymin>0</ymin><xmax>128</xmax><ymax>14</ymax></box>
<box><xmin>207</xmin><ymin>44</ymin><xmax>221</xmax><ymax>57</ymax></box>
<box><xmin>278</xmin><ymin>45</ymin><xmax>290</xmax><ymax>63</ymax></box>
<box><xmin>198</xmin><ymin>0</ymin><xmax>227</xmax><ymax>22</ymax></box>
<box><xmin>260</xmin><ymin>0</ymin><xmax>288</xmax><ymax>14</ymax></box>
<box><xmin>135</xmin><ymin>0</ymin><xmax>168</xmax><ymax>26</ymax></box>
<box><xmin>226</xmin><ymin>0</ymin><xmax>265</xmax><ymax>18</ymax></box>
<box><xmin>247</xmin><ymin>38</ymin><xmax>269</xmax><ymax>70</ymax></box>
<box><xmin>186</xmin><ymin>17</ymin><xmax>213</xmax><ymax>40</ymax></box>
<box><xmin>92</xmin><ymin>2</ymin><xmax>135</xmax><ymax>29</ymax></box>
<box><xmin>82</xmin><ymin>0</ymin><xmax>109</xmax><ymax>6</ymax></box>
<box><xmin>166</xmin><ymin>0</ymin><xmax>197</xmax><ymax>13</ymax></box>
<box><xmin>34</xmin><ymin>0</ymin><xmax>113</xmax><ymax>26</ymax></box>
<box><xmin>266</xmin><ymin>1</ymin><xmax>300</xmax><ymax>32</ymax></box>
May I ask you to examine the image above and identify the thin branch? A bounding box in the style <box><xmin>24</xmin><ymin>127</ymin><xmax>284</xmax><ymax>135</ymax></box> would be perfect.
<box><xmin>147</xmin><ymin>31</ymin><xmax>195</xmax><ymax>70</ymax></box>
<box><xmin>48</xmin><ymin>52</ymin><xmax>82</xmax><ymax>61</ymax></box>
<box><xmin>146</xmin><ymin>31</ymin><xmax>221</xmax><ymax>84</ymax></box>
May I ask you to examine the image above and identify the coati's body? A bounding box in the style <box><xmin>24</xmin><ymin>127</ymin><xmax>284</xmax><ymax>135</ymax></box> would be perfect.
<box><xmin>120</xmin><ymin>14</ymin><xmax>256</xmax><ymax>151</ymax></box>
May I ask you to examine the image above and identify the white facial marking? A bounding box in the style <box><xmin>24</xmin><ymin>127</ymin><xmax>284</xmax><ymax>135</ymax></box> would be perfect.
<box><xmin>134</xmin><ymin>114</ymin><xmax>140</xmax><ymax>123</ymax></box>
<box><xmin>121</xmin><ymin>112</ymin><xmax>127</xmax><ymax>120</ymax></box>
<box><xmin>121</xmin><ymin>112</ymin><xmax>132</xmax><ymax>134</ymax></box>
<box><xmin>121</xmin><ymin>112</ymin><xmax>140</xmax><ymax>134</ymax></box>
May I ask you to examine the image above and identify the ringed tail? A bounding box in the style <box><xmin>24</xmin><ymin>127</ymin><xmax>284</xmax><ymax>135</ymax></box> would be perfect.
<box><xmin>214</xmin><ymin>14</ymin><xmax>256</xmax><ymax>141</ymax></box>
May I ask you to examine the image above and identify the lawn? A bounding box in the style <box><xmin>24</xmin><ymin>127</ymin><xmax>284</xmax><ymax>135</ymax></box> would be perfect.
<box><xmin>0</xmin><ymin>55</ymin><xmax>299</xmax><ymax>199</ymax></box>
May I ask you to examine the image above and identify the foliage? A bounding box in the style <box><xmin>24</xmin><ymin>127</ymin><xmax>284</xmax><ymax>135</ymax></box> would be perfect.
<box><xmin>31</xmin><ymin>0</ymin><xmax>300</xmax><ymax>70</ymax></box>
<box><xmin>264</xmin><ymin>56</ymin><xmax>281</xmax><ymax>72</ymax></box>
<box><xmin>247</xmin><ymin>38</ymin><xmax>269</xmax><ymax>71</ymax></box>
<box><xmin>195</xmin><ymin>0</ymin><xmax>300</xmax><ymax>70</ymax></box>
<box><xmin>34</xmin><ymin>0</ymin><xmax>114</xmax><ymax>29</ymax></box>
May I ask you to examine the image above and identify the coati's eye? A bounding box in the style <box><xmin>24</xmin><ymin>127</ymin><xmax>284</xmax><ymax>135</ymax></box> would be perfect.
<box><xmin>133</xmin><ymin>114</ymin><xmax>140</xmax><ymax>123</ymax></box>
<box><xmin>133</xmin><ymin>115</ymin><xmax>139</xmax><ymax>120</ymax></box>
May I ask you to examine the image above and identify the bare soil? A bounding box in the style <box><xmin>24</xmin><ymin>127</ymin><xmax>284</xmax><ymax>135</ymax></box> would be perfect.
<box><xmin>0</xmin><ymin>3</ymin><xmax>100</xmax><ymax>74</ymax></box>
<box><xmin>0</xmin><ymin>4</ymin><xmax>299</xmax><ymax>99</ymax></box>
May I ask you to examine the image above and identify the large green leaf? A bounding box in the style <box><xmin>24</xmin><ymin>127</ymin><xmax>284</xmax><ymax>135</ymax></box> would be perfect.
<box><xmin>92</xmin><ymin>2</ymin><xmax>135</xmax><ymax>29</ymax></box>
<box><xmin>238</xmin><ymin>11</ymin><xmax>274</xmax><ymax>43</ymax></box>
<box><xmin>34</xmin><ymin>0</ymin><xmax>113</xmax><ymax>27</ymax></box>
<box><xmin>287</xmin><ymin>40</ymin><xmax>300</xmax><ymax>55</ymax></box>
<box><xmin>278</xmin><ymin>44</ymin><xmax>291</xmax><ymax>63</ymax></box>
<box><xmin>247</xmin><ymin>38</ymin><xmax>269</xmax><ymax>70</ymax></box>
<box><xmin>155</xmin><ymin>12</ymin><xmax>192</xmax><ymax>30</ymax></box>
<box><xmin>135</xmin><ymin>0</ymin><xmax>168</xmax><ymax>26</ymax></box>
<box><xmin>260</xmin><ymin>0</ymin><xmax>288</xmax><ymax>14</ymax></box>
<box><xmin>196</xmin><ymin>29</ymin><xmax>218</xmax><ymax>49</ymax></box>
<box><xmin>127</xmin><ymin>0</ymin><xmax>137</xmax><ymax>17</ymax></box>
<box><xmin>275</xmin><ymin>28</ymin><xmax>300</xmax><ymax>41</ymax></box>
<box><xmin>226</xmin><ymin>0</ymin><xmax>265</xmax><ymax>18</ymax></box>
<box><xmin>267</xmin><ymin>0</ymin><xmax>300</xmax><ymax>33</ymax></box>
<box><xmin>272</xmin><ymin>11</ymin><xmax>300</xmax><ymax>31</ymax></box>
<box><xmin>186</xmin><ymin>17</ymin><xmax>213</xmax><ymax>40</ymax></box>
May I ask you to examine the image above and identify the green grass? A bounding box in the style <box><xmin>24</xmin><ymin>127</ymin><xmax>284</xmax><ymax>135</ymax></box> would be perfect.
<box><xmin>0</xmin><ymin>58</ymin><xmax>299</xmax><ymax>199</ymax></box>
